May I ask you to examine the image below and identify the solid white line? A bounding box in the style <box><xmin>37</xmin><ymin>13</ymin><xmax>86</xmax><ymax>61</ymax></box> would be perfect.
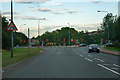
<box><xmin>113</xmin><ymin>64</ymin><xmax>120</xmax><ymax>68</ymax></box>
<box><xmin>95</xmin><ymin>58</ymin><xmax>105</xmax><ymax>62</ymax></box>
<box><xmin>98</xmin><ymin>64</ymin><xmax>120</xmax><ymax>76</ymax></box>
<box><xmin>85</xmin><ymin>58</ymin><xmax>92</xmax><ymax>62</ymax></box>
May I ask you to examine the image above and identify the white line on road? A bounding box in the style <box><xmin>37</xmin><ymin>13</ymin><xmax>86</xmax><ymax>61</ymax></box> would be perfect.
<box><xmin>95</xmin><ymin>58</ymin><xmax>105</xmax><ymax>62</ymax></box>
<box><xmin>111</xmin><ymin>68</ymin><xmax>119</xmax><ymax>70</ymax></box>
<box><xmin>85</xmin><ymin>58</ymin><xmax>92</xmax><ymax>62</ymax></box>
<box><xmin>98</xmin><ymin>64</ymin><xmax>120</xmax><ymax>76</ymax></box>
<box><xmin>77</xmin><ymin>53</ymin><xmax>79</xmax><ymax>54</ymax></box>
<box><xmin>113</xmin><ymin>64</ymin><xmax>120</xmax><ymax>68</ymax></box>
<box><xmin>88</xmin><ymin>55</ymin><xmax>92</xmax><ymax>57</ymax></box>
<box><xmin>79</xmin><ymin>55</ymin><xmax>83</xmax><ymax>57</ymax></box>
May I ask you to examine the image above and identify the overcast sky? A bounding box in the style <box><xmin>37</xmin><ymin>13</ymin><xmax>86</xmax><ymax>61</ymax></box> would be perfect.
<box><xmin>1</xmin><ymin>0</ymin><xmax>119</xmax><ymax>37</ymax></box>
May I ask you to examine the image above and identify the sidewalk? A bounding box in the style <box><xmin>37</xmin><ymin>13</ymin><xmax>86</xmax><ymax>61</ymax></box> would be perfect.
<box><xmin>100</xmin><ymin>47</ymin><xmax>120</xmax><ymax>56</ymax></box>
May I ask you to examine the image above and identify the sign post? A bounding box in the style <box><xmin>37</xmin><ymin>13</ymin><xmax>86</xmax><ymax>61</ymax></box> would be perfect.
<box><xmin>6</xmin><ymin>0</ymin><xmax>18</xmax><ymax>58</ymax></box>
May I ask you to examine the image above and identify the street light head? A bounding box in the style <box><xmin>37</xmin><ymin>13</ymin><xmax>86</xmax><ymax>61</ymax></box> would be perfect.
<box><xmin>98</xmin><ymin>10</ymin><xmax>100</xmax><ymax>12</ymax></box>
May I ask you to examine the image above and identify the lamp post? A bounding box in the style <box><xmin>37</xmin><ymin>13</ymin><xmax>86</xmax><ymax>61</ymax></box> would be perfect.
<box><xmin>68</xmin><ymin>23</ymin><xmax>70</xmax><ymax>47</ymax></box>
<box><xmin>97</xmin><ymin>10</ymin><xmax>110</xmax><ymax>45</ymax></box>
<box><xmin>38</xmin><ymin>18</ymin><xmax>45</xmax><ymax>47</ymax></box>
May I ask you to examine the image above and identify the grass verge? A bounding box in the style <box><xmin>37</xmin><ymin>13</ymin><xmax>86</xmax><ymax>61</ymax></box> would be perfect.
<box><xmin>2</xmin><ymin>48</ymin><xmax>43</xmax><ymax>68</ymax></box>
<box><xmin>104</xmin><ymin>47</ymin><xmax>120</xmax><ymax>52</ymax></box>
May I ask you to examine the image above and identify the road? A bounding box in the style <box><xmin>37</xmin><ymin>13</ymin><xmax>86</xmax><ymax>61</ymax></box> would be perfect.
<box><xmin>3</xmin><ymin>46</ymin><xmax>120</xmax><ymax>78</ymax></box>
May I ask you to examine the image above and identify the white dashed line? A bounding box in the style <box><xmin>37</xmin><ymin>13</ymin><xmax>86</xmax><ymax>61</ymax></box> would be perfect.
<box><xmin>77</xmin><ymin>53</ymin><xmax>79</xmax><ymax>54</ymax></box>
<box><xmin>111</xmin><ymin>68</ymin><xmax>119</xmax><ymax>70</ymax></box>
<box><xmin>79</xmin><ymin>55</ymin><xmax>83</xmax><ymax>57</ymax></box>
<box><xmin>88</xmin><ymin>55</ymin><xmax>92</xmax><ymax>57</ymax></box>
<box><xmin>113</xmin><ymin>64</ymin><xmax>120</xmax><ymax>68</ymax></box>
<box><xmin>85</xmin><ymin>58</ymin><xmax>92</xmax><ymax>62</ymax></box>
<box><xmin>98</xmin><ymin>64</ymin><xmax>120</xmax><ymax>76</ymax></box>
<box><xmin>95</xmin><ymin>58</ymin><xmax>105</xmax><ymax>62</ymax></box>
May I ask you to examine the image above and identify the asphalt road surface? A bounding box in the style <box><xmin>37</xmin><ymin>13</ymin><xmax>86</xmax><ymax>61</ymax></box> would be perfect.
<box><xmin>3</xmin><ymin>46</ymin><xmax>120</xmax><ymax>78</ymax></box>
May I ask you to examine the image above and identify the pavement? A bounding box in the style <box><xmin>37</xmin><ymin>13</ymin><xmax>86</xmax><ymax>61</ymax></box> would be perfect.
<box><xmin>100</xmin><ymin>47</ymin><xmax>120</xmax><ymax>56</ymax></box>
<box><xmin>2</xmin><ymin>46</ymin><xmax>120</xmax><ymax>78</ymax></box>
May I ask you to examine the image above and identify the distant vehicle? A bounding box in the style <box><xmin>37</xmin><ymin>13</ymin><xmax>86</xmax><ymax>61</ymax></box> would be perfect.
<box><xmin>79</xmin><ymin>43</ymin><xmax>87</xmax><ymax>47</ymax></box>
<box><xmin>88</xmin><ymin>44</ymin><xmax>100</xmax><ymax>53</ymax></box>
<box><xmin>105</xmin><ymin>43</ymin><xmax>114</xmax><ymax>47</ymax></box>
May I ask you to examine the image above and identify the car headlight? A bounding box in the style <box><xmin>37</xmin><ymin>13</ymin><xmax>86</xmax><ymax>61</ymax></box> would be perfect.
<box><xmin>89</xmin><ymin>47</ymin><xmax>92</xmax><ymax>49</ymax></box>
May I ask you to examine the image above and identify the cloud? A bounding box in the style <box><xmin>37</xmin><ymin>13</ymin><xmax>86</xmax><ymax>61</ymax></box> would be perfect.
<box><xmin>70</xmin><ymin>24</ymin><xmax>100</xmax><ymax>31</ymax></box>
<box><xmin>92</xmin><ymin>0</ymin><xmax>103</xmax><ymax>4</ymax></box>
<box><xmin>15</xmin><ymin>0</ymin><xmax>50</xmax><ymax>3</ymax></box>
<box><xmin>68</xmin><ymin>10</ymin><xmax>78</xmax><ymax>14</ymax></box>
<box><xmin>53</xmin><ymin>12</ymin><xmax>64</xmax><ymax>14</ymax></box>
<box><xmin>45</xmin><ymin>2</ymin><xmax>63</xmax><ymax>6</ymax></box>
<box><xmin>2</xmin><ymin>15</ymin><xmax>41</xmax><ymax>20</ymax></box>
<box><xmin>37</xmin><ymin>8</ymin><xmax>65</xmax><ymax>14</ymax></box>
<box><xmin>1</xmin><ymin>11</ymin><xmax>19</xmax><ymax>15</ymax></box>
<box><xmin>37</xmin><ymin>8</ymin><xmax>52</xmax><ymax>12</ymax></box>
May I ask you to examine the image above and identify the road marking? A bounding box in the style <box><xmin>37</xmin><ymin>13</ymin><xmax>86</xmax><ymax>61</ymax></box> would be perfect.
<box><xmin>77</xmin><ymin>53</ymin><xmax>79</xmax><ymax>54</ymax></box>
<box><xmin>98</xmin><ymin>64</ymin><xmax>120</xmax><ymax>76</ymax></box>
<box><xmin>88</xmin><ymin>55</ymin><xmax>92</xmax><ymax>57</ymax></box>
<box><xmin>95</xmin><ymin>58</ymin><xmax>105</xmax><ymax>62</ymax></box>
<box><xmin>85</xmin><ymin>58</ymin><xmax>92</xmax><ymax>62</ymax></box>
<box><xmin>111</xmin><ymin>68</ymin><xmax>119</xmax><ymax>70</ymax></box>
<box><xmin>113</xmin><ymin>64</ymin><xmax>120</xmax><ymax>68</ymax></box>
<box><xmin>79</xmin><ymin>55</ymin><xmax>83</xmax><ymax>57</ymax></box>
<box><xmin>103</xmin><ymin>64</ymin><xmax>111</xmax><ymax>66</ymax></box>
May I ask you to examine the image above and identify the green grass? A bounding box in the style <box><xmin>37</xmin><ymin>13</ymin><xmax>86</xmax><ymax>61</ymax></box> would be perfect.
<box><xmin>104</xmin><ymin>47</ymin><xmax>120</xmax><ymax>52</ymax></box>
<box><xmin>2</xmin><ymin>48</ymin><xmax>43</xmax><ymax>68</ymax></box>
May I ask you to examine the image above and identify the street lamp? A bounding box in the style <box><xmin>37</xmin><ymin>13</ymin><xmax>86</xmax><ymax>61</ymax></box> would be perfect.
<box><xmin>97</xmin><ymin>10</ymin><xmax>110</xmax><ymax>45</ymax></box>
<box><xmin>68</xmin><ymin>23</ymin><xmax>70</xmax><ymax>47</ymax></box>
<box><xmin>97</xmin><ymin>10</ymin><xmax>109</xmax><ymax>13</ymax></box>
<box><xmin>38</xmin><ymin>18</ymin><xmax>45</xmax><ymax>46</ymax></box>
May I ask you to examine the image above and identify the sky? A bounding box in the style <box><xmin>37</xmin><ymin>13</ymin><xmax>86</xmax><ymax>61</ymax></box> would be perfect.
<box><xmin>1</xmin><ymin>0</ymin><xmax>119</xmax><ymax>38</ymax></box>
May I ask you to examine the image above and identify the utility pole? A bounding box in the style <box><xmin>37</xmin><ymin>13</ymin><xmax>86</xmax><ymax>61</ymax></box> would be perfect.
<box><xmin>28</xmin><ymin>28</ymin><xmax>30</xmax><ymax>54</ymax></box>
<box><xmin>97</xmin><ymin>10</ymin><xmax>110</xmax><ymax>46</ymax></box>
<box><xmin>38</xmin><ymin>18</ymin><xmax>45</xmax><ymax>47</ymax></box>
<box><xmin>11</xmin><ymin>0</ymin><xmax>13</xmax><ymax>58</ymax></box>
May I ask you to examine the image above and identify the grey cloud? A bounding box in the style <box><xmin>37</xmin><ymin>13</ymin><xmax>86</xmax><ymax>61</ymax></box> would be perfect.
<box><xmin>53</xmin><ymin>12</ymin><xmax>64</xmax><ymax>14</ymax></box>
<box><xmin>1</xmin><ymin>11</ymin><xmax>19</xmax><ymax>15</ymax></box>
<box><xmin>92</xmin><ymin>1</ymin><xmax>103</xmax><ymax>4</ymax></box>
<box><xmin>68</xmin><ymin>10</ymin><xmax>78</xmax><ymax>14</ymax></box>
<box><xmin>37</xmin><ymin>8</ymin><xmax>52</xmax><ymax>12</ymax></box>
<box><xmin>15</xmin><ymin>0</ymin><xmax>50</xmax><ymax>3</ymax></box>
<box><xmin>14</xmin><ymin>16</ymin><xmax>39</xmax><ymax>20</ymax></box>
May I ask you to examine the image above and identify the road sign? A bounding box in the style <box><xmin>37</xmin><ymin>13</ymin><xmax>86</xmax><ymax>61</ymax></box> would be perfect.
<box><xmin>36</xmin><ymin>40</ymin><xmax>39</xmax><ymax>43</ymax></box>
<box><xmin>7</xmin><ymin>21</ymin><xmax>18</xmax><ymax>31</ymax></box>
<box><xmin>64</xmin><ymin>38</ymin><xmax>65</xmax><ymax>42</ymax></box>
<box><xmin>46</xmin><ymin>38</ymin><xmax>48</xmax><ymax>42</ymax></box>
<box><xmin>71</xmin><ymin>39</ymin><xmax>73</xmax><ymax>42</ymax></box>
<box><xmin>31</xmin><ymin>40</ymin><xmax>33</xmax><ymax>43</ymax></box>
<box><xmin>101</xmin><ymin>38</ymin><xmax>103</xmax><ymax>42</ymax></box>
<box><xmin>24</xmin><ymin>40</ymin><xmax>26</xmax><ymax>43</ymax></box>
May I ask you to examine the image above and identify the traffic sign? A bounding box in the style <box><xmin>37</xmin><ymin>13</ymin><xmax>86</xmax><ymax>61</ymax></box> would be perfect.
<box><xmin>24</xmin><ymin>40</ymin><xmax>26</xmax><ymax>43</ymax></box>
<box><xmin>7</xmin><ymin>21</ymin><xmax>18</xmax><ymax>31</ymax></box>
<box><xmin>46</xmin><ymin>38</ymin><xmax>49</xmax><ymax>42</ymax></box>
<box><xmin>101</xmin><ymin>38</ymin><xmax>103</xmax><ymax>42</ymax></box>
